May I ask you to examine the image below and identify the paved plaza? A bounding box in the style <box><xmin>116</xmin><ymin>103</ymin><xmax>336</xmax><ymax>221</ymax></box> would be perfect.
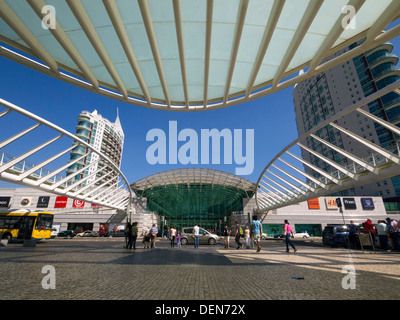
<box><xmin>1</xmin><ymin>237</ymin><xmax>399</xmax><ymax>301</ymax></box>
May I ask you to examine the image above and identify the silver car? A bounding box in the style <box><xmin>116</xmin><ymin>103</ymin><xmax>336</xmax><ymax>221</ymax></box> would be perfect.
<box><xmin>180</xmin><ymin>227</ymin><xmax>220</xmax><ymax>245</ymax></box>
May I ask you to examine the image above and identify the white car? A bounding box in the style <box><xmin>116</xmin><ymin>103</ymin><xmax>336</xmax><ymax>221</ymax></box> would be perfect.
<box><xmin>293</xmin><ymin>231</ymin><xmax>310</xmax><ymax>238</ymax></box>
<box><xmin>76</xmin><ymin>230</ymin><xmax>99</xmax><ymax>237</ymax></box>
<box><xmin>50</xmin><ymin>228</ymin><xmax>58</xmax><ymax>238</ymax></box>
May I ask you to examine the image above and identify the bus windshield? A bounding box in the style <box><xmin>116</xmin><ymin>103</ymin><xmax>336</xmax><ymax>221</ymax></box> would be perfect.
<box><xmin>36</xmin><ymin>214</ymin><xmax>53</xmax><ymax>230</ymax></box>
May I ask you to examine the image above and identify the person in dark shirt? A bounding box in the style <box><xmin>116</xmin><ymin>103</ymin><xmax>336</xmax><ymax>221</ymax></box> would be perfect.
<box><xmin>347</xmin><ymin>220</ymin><xmax>359</xmax><ymax>249</ymax></box>
<box><xmin>223</xmin><ymin>225</ymin><xmax>231</xmax><ymax>248</ymax></box>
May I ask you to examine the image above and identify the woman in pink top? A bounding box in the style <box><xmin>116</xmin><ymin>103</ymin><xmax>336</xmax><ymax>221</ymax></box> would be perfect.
<box><xmin>283</xmin><ymin>220</ymin><xmax>297</xmax><ymax>253</ymax></box>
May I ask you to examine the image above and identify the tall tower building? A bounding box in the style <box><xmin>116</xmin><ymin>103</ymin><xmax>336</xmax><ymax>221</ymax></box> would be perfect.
<box><xmin>67</xmin><ymin>109</ymin><xmax>124</xmax><ymax>186</ymax></box>
<box><xmin>293</xmin><ymin>40</ymin><xmax>400</xmax><ymax>200</ymax></box>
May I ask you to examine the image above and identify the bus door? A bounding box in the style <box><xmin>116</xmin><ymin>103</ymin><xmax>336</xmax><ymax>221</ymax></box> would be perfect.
<box><xmin>17</xmin><ymin>216</ymin><xmax>35</xmax><ymax>240</ymax></box>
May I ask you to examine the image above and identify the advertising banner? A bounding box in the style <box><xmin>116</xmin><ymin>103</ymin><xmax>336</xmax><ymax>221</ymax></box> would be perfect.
<box><xmin>307</xmin><ymin>198</ymin><xmax>320</xmax><ymax>209</ymax></box>
<box><xmin>37</xmin><ymin>196</ymin><xmax>50</xmax><ymax>208</ymax></box>
<box><xmin>343</xmin><ymin>198</ymin><xmax>357</xmax><ymax>210</ymax></box>
<box><xmin>361</xmin><ymin>198</ymin><xmax>375</xmax><ymax>210</ymax></box>
<box><xmin>54</xmin><ymin>196</ymin><xmax>68</xmax><ymax>208</ymax></box>
<box><xmin>73</xmin><ymin>199</ymin><xmax>85</xmax><ymax>208</ymax></box>
<box><xmin>0</xmin><ymin>196</ymin><xmax>11</xmax><ymax>208</ymax></box>
<box><xmin>325</xmin><ymin>197</ymin><xmax>338</xmax><ymax>210</ymax></box>
<box><xmin>20</xmin><ymin>197</ymin><xmax>32</xmax><ymax>207</ymax></box>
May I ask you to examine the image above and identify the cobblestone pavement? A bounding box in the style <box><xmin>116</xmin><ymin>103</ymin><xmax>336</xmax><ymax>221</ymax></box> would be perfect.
<box><xmin>1</xmin><ymin>237</ymin><xmax>399</xmax><ymax>300</ymax></box>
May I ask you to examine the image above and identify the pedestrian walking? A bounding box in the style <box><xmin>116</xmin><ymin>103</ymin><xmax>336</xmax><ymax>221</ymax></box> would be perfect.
<box><xmin>252</xmin><ymin>215</ymin><xmax>262</xmax><ymax>253</ymax></box>
<box><xmin>377</xmin><ymin>220</ymin><xmax>390</xmax><ymax>251</ymax></box>
<box><xmin>245</xmin><ymin>226</ymin><xmax>251</xmax><ymax>249</ymax></box>
<box><xmin>283</xmin><ymin>220</ymin><xmax>297</xmax><ymax>253</ymax></box>
<box><xmin>363</xmin><ymin>218</ymin><xmax>376</xmax><ymax>244</ymax></box>
<box><xmin>347</xmin><ymin>220</ymin><xmax>359</xmax><ymax>249</ymax></box>
<box><xmin>193</xmin><ymin>223</ymin><xmax>200</xmax><ymax>248</ymax></box>
<box><xmin>170</xmin><ymin>225</ymin><xmax>177</xmax><ymax>248</ymax></box>
<box><xmin>223</xmin><ymin>225</ymin><xmax>231</xmax><ymax>248</ymax></box>
<box><xmin>177</xmin><ymin>232</ymin><xmax>181</xmax><ymax>247</ymax></box>
<box><xmin>143</xmin><ymin>231</ymin><xmax>150</xmax><ymax>248</ymax></box>
<box><xmin>391</xmin><ymin>219</ymin><xmax>400</xmax><ymax>251</ymax></box>
<box><xmin>125</xmin><ymin>222</ymin><xmax>132</xmax><ymax>249</ymax></box>
<box><xmin>386</xmin><ymin>218</ymin><xmax>395</xmax><ymax>250</ymax></box>
<box><xmin>235</xmin><ymin>221</ymin><xmax>243</xmax><ymax>249</ymax></box>
<box><xmin>130</xmin><ymin>222</ymin><xmax>138</xmax><ymax>249</ymax></box>
<box><xmin>150</xmin><ymin>224</ymin><xmax>158</xmax><ymax>248</ymax></box>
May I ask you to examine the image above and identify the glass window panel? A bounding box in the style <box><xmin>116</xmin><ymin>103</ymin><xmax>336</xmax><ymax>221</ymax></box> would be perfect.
<box><xmin>115</xmin><ymin>0</ymin><xmax>143</xmax><ymax>25</ymax></box>
<box><xmin>210</xmin><ymin>22</ymin><xmax>235</xmax><ymax>61</ymax></box>
<box><xmin>213</xmin><ymin>0</ymin><xmax>241</xmax><ymax>24</ymax></box>
<box><xmin>137</xmin><ymin>58</ymin><xmax>162</xmax><ymax>92</ymax></box>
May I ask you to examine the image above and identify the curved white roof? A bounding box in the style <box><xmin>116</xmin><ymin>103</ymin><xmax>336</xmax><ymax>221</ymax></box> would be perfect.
<box><xmin>0</xmin><ymin>0</ymin><xmax>399</xmax><ymax>110</ymax></box>
<box><xmin>131</xmin><ymin>168</ymin><xmax>257</xmax><ymax>192</ymax></box>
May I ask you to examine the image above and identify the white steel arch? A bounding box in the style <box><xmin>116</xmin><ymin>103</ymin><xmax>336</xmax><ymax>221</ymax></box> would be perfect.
<box><xmin>0</xmin><ymin>97</ymin><xmax>133</xmax><ymax>214</ymax></box>
<box><xmin>0</xmin><ymin>0</ymin><xmax>399</xmax><ymax>110</ymax></box>
<box><xmin>256</xmin><ymin>80</ymin><xmax>400</xmax><ymax>211</ymax></box>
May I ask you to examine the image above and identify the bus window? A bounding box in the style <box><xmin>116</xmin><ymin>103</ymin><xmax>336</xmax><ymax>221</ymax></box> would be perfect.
<box><xmin>36</xmin><ymin>214</ymin><xmax>53</xmax><ymax>230</ymax></box>
<box><xmin>0</xmin><ymin>216</ymin><xmax>21</xmax><ymax>229</ymax></box>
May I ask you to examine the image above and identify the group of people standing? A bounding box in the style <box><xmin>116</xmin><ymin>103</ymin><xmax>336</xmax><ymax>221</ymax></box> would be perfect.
<box><xmin>124</xmin><ymin>217</ymin><xmax>299</xmax><ymax>253</ymax></box>
<box><xmin>360</xmin><ymin>217</ymin><xmax>400</xmax><ymax>251</ymax></box>
<box><xmin>223</xmin><ymin>216</ymin><xmax>297</xmax><ymax>253</ymax></box>
<box><xmin>168</xmin><ymin>225</ymin><xmax>182</xmax><ymax>248</ymax></box>
<box><xmin>124</xmin><ymin>222</ymin><xmax>138</xmax><ymax>249</ymax></box>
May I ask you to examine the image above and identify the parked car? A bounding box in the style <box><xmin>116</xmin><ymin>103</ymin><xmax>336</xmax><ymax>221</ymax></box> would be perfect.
<box><xmin>274</xmin><ymin>234</ymin><xmax>285</xmax><ymax>239</ymax></box>
<box><xmin>180</xmin><ymin>227</ymin><xmax>220</xmax><ymax>245</ymax></box>
<box><xmin>260</xmin><ymin>233</ymin><xmax>268</xmax><ymax>239</ymax></box>
<box><xmin>322</xmin><ymin>225</ymin><xmax>349</xmax><ymax>247</ymax></box>
<box><xmin>108</xmin><ymin>230</ymin><xmax>126</xmax><ymax>237</ymax></box>
<box><xmin>76</xmin><ymin>230</ymin><xmax>99</xmax><ymax>237</ymax></box>
<box><xmin>57</xmin><ymin>230</ymin><xmax>76</xmax><ymax>238</ymax></box>
<box><xmin>293</xmin><ymin>231</ymin><xmax>310</xmax><ymax>238</ymax></box>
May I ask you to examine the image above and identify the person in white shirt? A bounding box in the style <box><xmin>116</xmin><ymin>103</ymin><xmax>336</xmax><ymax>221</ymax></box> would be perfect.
<box><xmin>170</xmin><ymin>225</ymin><xmax>177</xmax><ymax>248</ymax></box>
<box><xmin>377</xmin><ymin>220</ymin><xmax>389</xmax><ymax>251</ymax></box>
<box><xmin>193</xmin><ymin>224</ymin><xmax>200</xmax><ymax>248</ymax></box>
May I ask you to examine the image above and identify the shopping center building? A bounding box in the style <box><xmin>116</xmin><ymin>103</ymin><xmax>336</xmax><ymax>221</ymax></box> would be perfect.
<box><xmin>0</xmin><ymin>167</ymin><xmax>390</xmax><ymax>237</ymax></box>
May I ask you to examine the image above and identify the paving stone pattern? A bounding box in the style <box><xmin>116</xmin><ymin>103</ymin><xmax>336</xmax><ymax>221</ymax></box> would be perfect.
<box><xmin>1</xmin><ymin>237</ymin><xmax>399</xmax><ymax>300</ymax></box>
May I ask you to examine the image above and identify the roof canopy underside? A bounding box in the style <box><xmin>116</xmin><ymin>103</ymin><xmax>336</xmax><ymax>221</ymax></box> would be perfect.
<box><xmin>0</xmin><ymin>0</ymin><xmax>399</xmax><ymax>110</ymax></box>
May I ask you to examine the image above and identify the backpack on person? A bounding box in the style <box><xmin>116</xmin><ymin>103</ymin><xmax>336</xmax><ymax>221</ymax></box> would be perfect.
<box><xmin>239</xmin><ymin>226</ymin><xmax>244</xmax><ymax>237</ymax></box>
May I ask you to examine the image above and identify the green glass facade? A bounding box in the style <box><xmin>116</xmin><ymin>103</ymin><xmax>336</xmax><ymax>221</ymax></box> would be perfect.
<box><xmin>134</xmin><ymin>183</ymin><xmax>254</xmax><ymax>230</ymax></box>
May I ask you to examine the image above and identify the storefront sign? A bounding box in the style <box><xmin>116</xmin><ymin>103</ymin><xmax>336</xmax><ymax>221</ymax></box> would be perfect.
<box><xmin>361</xmin><ymin>198</ymin><xmax>375</xmax><ymax>210</ymax></box>
<box><xmin>307</xmin><ymin>198</ymin><xmax>320</xmax><ymax>209</ymax></box>
<box><xmin>325</xmin><ymin>197</ymin><xmax>338</xmax><ymax>210</ymax></box>
<box><xmin>20</xmin><ymin>197</ymin><xmax>32</xmax><ymax>207</ymax></box>
<box><xmin>37</xmin><ymin>196</ymin><xmax>50</xmax><ymax>208</ymax></box>
<box><xmin>343</xmin><ymin>198</ymin><xmax>357</xmax><ymax>210</ymax></box>
<box><xmin>54</xmin><ymin>196</ymin><xmax>68</xmax><ymax>208</ymax></box>
<box><xmin>73</xmin><ymin>199</ymin><xmax>85</xmax><ymax>208</ymax></box>
<box><xmin>0</xmin><ymin>196</ymin><xmax>11</xmax><ymax>208</ymax></box>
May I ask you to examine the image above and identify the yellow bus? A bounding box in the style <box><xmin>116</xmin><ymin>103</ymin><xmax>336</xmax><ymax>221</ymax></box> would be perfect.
<box><xmin>0</xmin><ymin>209</ymin><xmax>54</xmax><ymax>242</ymax></box>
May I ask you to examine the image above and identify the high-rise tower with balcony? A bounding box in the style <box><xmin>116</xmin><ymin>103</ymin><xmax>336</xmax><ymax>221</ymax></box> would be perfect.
<box><xmin>293</xmin><ymin>40</ymin><xmax>400</xmax><ymax>200</ymax></box>
<box><xmin>67</xmin><ymin>109</ymin><xmax>124</xmax><ymax>186</ymax></box>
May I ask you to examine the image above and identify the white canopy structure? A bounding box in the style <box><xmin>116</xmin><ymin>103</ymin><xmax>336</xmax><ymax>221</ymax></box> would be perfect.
<box><xmin>0</xmin><ymin>97</ymin><xmax>133</xmax><ymax>211</ymax></box>
<box><xmin>1</xmin><ymin>1</ymin><xmax>400</xmax><ymax>213</ymax></box>
<box><xmin>255</xmin><ymin>80</ymin><xmax>400</xmax><ymax>211</ymax></box>
<box><xmin>0</xmin><ymin>0</ymin><xmax>399</xmax><ymax>110</ymax></box>
<box><xmin>131</xmin><ymin>168</ymin><xmax>257</xmax><ymax>193</ymax></box>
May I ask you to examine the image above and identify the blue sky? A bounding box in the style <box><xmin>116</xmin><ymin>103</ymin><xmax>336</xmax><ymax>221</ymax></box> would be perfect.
<box><xmin>0</xmin><ymin>26</ymin><xmax>399</xmax><ymax>188</ymax></box>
